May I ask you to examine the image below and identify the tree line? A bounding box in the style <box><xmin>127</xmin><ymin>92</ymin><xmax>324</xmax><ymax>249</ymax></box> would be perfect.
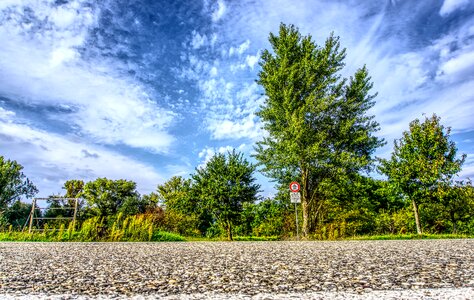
<box><xmin>1</xmin><ymin>23</ymin><xmax>473</xmax><ymax>239</ymax></box>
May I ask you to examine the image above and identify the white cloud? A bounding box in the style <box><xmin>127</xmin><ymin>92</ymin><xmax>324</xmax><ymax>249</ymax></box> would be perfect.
<box><xmin>210</xmin><ymin>66</ymin><xmax>218</xmax><ymax>77</ymax></box>
<box><xmin>0</xmin><ymin>0</ymin><xmax>175</xmax><ymax>153</ymax></box>
<box><xmin>0</xmin><ymin>108</ymin><xmax>15</xmax><ymax>120</ymax></box>
<box><xmin>246</xmin><ymin>54</ymin><xmax>259</xmax><ymax>69</ymax></box>
<box><xmin>197</xmin><ymin>144</ymin><xmax>247</xmax><ymax>168</ymax></box>
<box><xmin>191</xmin><ymin>31</ymin><xmax>208</xmax><ymax>49</ymax></box>
<box><xmin>0</xmin><ymin>111</ymin><xmax>164</xmax><ymax>196</ymax></box>
<box><xmin>438</xmin><ymin>48</ymin><xmax>474</xmax><ymax>80</ymax></box>
<box><xmin>211</xmin><ymin>0</ymin><xmax>227</xmax><ymax>22</ymax></box>
<box><xmin>229</xmin><ymin>40</ymin><xmax>250</xmax><ymax>57</ymax></box>
<box><xmin>440</xmin><ymin>0</ymin><xmax>470</xmax><ymax>16</ymax></box>
<box><xmin>208</xmin><ymin>115</ymin><xmax>264</xmax><ymax>140</ymax></box>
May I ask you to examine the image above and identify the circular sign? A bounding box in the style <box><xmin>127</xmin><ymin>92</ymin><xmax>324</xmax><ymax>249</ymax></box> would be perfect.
<box><xmin>289</xmin><ymin>181</ymin><xmax>300</xmax><ymax>192</ymax></box>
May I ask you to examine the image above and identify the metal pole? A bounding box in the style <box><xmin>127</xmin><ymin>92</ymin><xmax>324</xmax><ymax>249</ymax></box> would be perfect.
<box><xmin>72</xmin><ymin>198</ymin><xmax>79</xmax><ymax>230</ymax></box>
<box><xmin>28</xmin><ymin>199</ymin><xmax>36</xmax><ymax>234</ymax></box>
<box><xmin>295</xmin><ymin>202</ymin><xmax>299</xmax><ymax>240</ymax></box>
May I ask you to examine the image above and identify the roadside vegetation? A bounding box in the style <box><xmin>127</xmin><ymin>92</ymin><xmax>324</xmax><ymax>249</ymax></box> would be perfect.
<box><xmin>1</xmin><ymin>24</ymin><xmax>473</xmax><ymax>242</ymax></box>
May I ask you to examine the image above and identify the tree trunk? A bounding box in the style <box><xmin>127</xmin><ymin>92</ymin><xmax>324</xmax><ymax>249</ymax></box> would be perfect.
<box><xmin>302</xmin><ymin>199</ymin><xmax>309</xmax><ymax>237</ymax></box>
<box><xmin>412</xmin><ymin>199</ymin><xmax>422</xmax><ymax>235</ymax></box>
<box><xmin>451</xmin><ymin>211</ymin><xmax>457</xmax><ymax>234</ymax></box>
<box><xmin>301</xmin><ymin>167</ymin><xmax>311</xmax><ymax>238</ymax></box>
<box><xmin>227</xmin><ymin>221</ymin><xmax>233</xmax><ymax>241</ymax></box>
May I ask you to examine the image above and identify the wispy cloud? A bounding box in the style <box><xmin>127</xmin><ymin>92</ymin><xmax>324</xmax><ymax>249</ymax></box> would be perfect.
<box><xmin>0</xmin><ymin>108</ymin><xmax>164</xmax><ymax>196</ymax></box>
<box><xmin>439</xmin><ymin>0</ymin><xmax>470</xmax><ymax>16</ymax></box>
<box><xmin>0</xmin><ymin>0</ymin><xmax>175</xmax><ymax>153</ymax></box>
<box><xmin>197</xmin><ymin>143</ymin><xmax>247</xmax><ymax>168</ymax></box>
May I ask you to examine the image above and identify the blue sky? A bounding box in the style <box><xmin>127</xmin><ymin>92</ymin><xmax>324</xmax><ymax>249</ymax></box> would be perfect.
<box><xmin>0</xmin><ymin>0</ymin><xmax>473</xmax><ymax>198</ymax></box>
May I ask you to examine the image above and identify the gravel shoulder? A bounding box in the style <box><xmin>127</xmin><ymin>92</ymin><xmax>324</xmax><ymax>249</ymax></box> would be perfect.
<box><xmin>1</xmin><ymin>240</ymin><xmax>473</xmax><ymax>299</ymax></box>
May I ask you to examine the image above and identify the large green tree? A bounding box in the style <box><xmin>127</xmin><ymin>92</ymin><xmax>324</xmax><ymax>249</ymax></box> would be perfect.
<box><xmin>0</xmin><ymin>156</ymin><xmax>38</xmax><ymax>210</ymax></box>
<box><xmin>254</xmin><ymin>24</ymin><xmax>383</xmax><ymax>236</ymax></box>
<box><xmin>82</xmin><ymin>178</ymin><xmax>141</xmax><ymax>217</ymax></box>
<box><xmin>379</xmin><ymin>114</ymin><xmax>465</xmax><ymax>234</ymax></box>
<box><xmin>192</xmin><ymin>150</ymin><xmax>260</xmax><ymax>240</ymax></box>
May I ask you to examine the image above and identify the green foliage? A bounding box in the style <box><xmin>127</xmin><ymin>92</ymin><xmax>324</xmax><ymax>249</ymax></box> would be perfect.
<box><xmin>192</xmin><ymin>150</ymin><xmax>260</xmax><ymax>240</ymax></box>
<box><xmin>433</xmin><ymin>180</ymin><xmax>474</xmax><ymax>234</ymax></box>
<box><xmin>141</xmin><ymin>192</ymin><xmax>159</xmax><ymax>209</ymax></box>
<box><xmin>0</xmin><ymin>156</ymin><xmax>38</xmax><ymax>210</ymax></box>
<box><xmin>1</xmin><ymin>200</ymin><xmax>32</xmax><ymax>230</ymax></box>
<box><xmin>380</xmin><ymin>114</ymin><xmax>466</xmax><ymax>234</ymax></box>
<box><xmin>235</xmin><ymin>198</ymin><xmax>292</xmax><ymax>237</ymax></box>
<box><xmin>82</xmin><ymin>178</ymin><xmax>141</xmax><ymax>217</ymax></box>
<box><xmin>254</xmin><ymin>23</ymin><xmax>384</xmax><ymax>236</ymax></box>
<box><xmin>0</xmin><ymin>214</ymin><xmax>185</xmax><ymax>242</ymax></box>
<box><xmin>163</xmin><ymin>210</ymin><xmax>201</xmax><ymax>236</ymax></box>
<box><xmin>156</xmin><ymin>176</ymin><xmax>210</xmax><ymax>235</ymax></box>
<box><xmin>63</xmin><ymin>179</ymin><xmax>84</xmax><ymax>198</ymax></box>
<box><xmin>158</xmin><ymin>176</ymin><xmax>192</xmax><ymax>211</ymax></box>
<box><xmin>43</xmin><ymin>197</ymin><xmax>77</xmax><ymax>228</ymax></box>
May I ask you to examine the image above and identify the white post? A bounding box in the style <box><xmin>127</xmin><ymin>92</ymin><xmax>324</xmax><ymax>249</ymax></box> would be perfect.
<box><xmin>28</xmin><ymin>199</ymin><xmax>36</xmax><ymax>234</ymax></box>
<box><xmin>295</xmin><ymin>202</ymin><xmax>299</xmax><ymax>240</ymax></box>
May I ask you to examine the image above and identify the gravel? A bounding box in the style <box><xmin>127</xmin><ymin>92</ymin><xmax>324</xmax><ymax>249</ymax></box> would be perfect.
<box><xmin>1</xmin><ymin>240</ymin><xmax>473</xmax><ymax>299</ymax></box>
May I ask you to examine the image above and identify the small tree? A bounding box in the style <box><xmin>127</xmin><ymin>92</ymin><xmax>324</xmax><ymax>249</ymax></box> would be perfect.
<box><xmin>379</xmin><ymin>114</ymin><xmax>465</xmax><ymax>234</ymax></box>
<box><xmin>192</xmin><ymin>150</ymin><xmax>260</xmax><ymax>240</ymax></box>
<box><xmin>0</xmin><ymin>156</ymin><xmax>38</xmax><ymax>211</ymax></box>
<box><xmin>82</xmin><ymin>178</ymin><xmax>140</xmax><ymax>217</ymax></box>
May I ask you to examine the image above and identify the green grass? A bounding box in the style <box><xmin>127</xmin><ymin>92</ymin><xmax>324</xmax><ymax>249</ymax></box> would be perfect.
<box><xmin>2</xmin><ymin>232</ymin><xmax>472</xmax><ymax>242</ymax></box>
<box><xmin>348</xmin><ymin>233</ymin><xmax>473</xmax><ymax>240</ymax></box>
<box><xmin>183</xmin><ymin>235</ymin><xmax>281</xmax><ymax>241</ymax></box>
<box><xmin>151</xmin><ymin>230</ymin><xmax>186</xmax><ymax>241</ymax></box>
<box><xmin>0</xmin><ymin>230</ymin><xmax>185</xmax><ymax>242</ymax></box>
<box><xmin>233</xmin><ymin>235</ymin><xmax>280</xmax><ymax>241</ymax></box>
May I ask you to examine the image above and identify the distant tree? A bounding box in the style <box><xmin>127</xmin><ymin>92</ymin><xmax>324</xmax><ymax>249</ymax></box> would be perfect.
<box><xmin>42</xmin><ymin>180</ymin><xmax>85</xmax><ymax>222</ymax></box>
<box><xmin>63</xmin><ymin>179</ymin><xmax>84</xmax><ymax>198</ymax></box>
<box><xmin>141</xmin><ymin>192</ymin><xmax>160</xmax><ymax>211</ymax></box>
<box><xmin>44</xmin><ymin>196</ymin><xmax>74</xmax><ymax>220</ymax></box>
<box><xmin>157</xmin><ymin>176</ymin><xmax>193</xmax><ymax>212</ymax></box>
<box><xmin>379</xmin><ymin>114</ymin><xmax>465</xmax><ymax>234</ymax></box>
<box><xmin>82</xmin><ymin>178</ymin><xmax>140</xmax><ymax>217</ymax></box>
<box><xmin>2</xmin><ymin>200</ymin><xmax>33</xmax><ymax>229</ymax></box>
<box><xmin>192</xmin><ymin>150</ymin><xmax>260</xmax><ymax>240</ymax></box>
<box><xmin>254</xmin><ymin>23</ymin><xmax>383</xmax><ymax>236</ymax></box>
<box><xmin>0</xmin><ymin>156</ymin><xmax>38</xmax><ymax>211</ymax></box>
<box><xmin>435</xmin><ymin>179</ymin><xmax>474</xmax><ymax>233</ymax></box>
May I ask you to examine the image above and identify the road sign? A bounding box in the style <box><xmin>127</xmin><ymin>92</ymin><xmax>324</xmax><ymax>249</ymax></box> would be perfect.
<box><xmin>290</xmin><ymin>192</ymin><xmax>301</xmax><ymax>203</ymax></box>
<box><xmin>289</xmin><ymin>181</ymin><xmax>300</xmax><ymax>192</ymax></box>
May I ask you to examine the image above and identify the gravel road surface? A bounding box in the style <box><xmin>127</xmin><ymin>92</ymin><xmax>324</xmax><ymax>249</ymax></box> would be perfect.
<box><xmin>1</xmin><ymin>240</ymin><xmax>473</xmax><ymax>299</ymax></box>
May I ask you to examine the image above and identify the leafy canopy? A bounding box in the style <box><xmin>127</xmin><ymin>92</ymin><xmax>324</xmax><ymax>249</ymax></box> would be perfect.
<box><xmin>0</xmin><ymin>156</ymin><xmax>38</xmax><ymax>210</ymax></box>
<box><xmin>82</xmin><ymin>178</ymin><xmax>141</xmax><ymax>217</ymax></box>
<box><xmin>380</xmin><ymin>114</ymin><xmax>465</xmax><ymax>201</ymax></box>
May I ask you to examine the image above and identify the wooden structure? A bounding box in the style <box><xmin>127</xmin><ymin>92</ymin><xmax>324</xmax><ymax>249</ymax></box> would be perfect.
<box><xmin>25</xmin><ymin>198</ymin><xmax>79</xmax><ymax>233</ymax></box>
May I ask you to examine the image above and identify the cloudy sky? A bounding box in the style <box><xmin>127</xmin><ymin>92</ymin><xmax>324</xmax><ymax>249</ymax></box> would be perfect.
<box><xmin>0</xmin><ymin>0</ymin><xmax>473</xmax><ymax>197</ymax></box>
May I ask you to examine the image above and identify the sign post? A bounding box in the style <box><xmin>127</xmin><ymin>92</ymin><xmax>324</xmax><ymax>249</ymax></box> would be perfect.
<box><xmin>289</xmin><ymin>182</ymin><xmax>301</xmax><ymax>240</ymax></box>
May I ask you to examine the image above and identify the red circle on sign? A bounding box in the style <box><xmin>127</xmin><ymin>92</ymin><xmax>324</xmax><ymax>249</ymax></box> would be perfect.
<box><xmin>289</xmin><ymin>181</ymin><xmax>300</xmax><ymax>192</ymax></box>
